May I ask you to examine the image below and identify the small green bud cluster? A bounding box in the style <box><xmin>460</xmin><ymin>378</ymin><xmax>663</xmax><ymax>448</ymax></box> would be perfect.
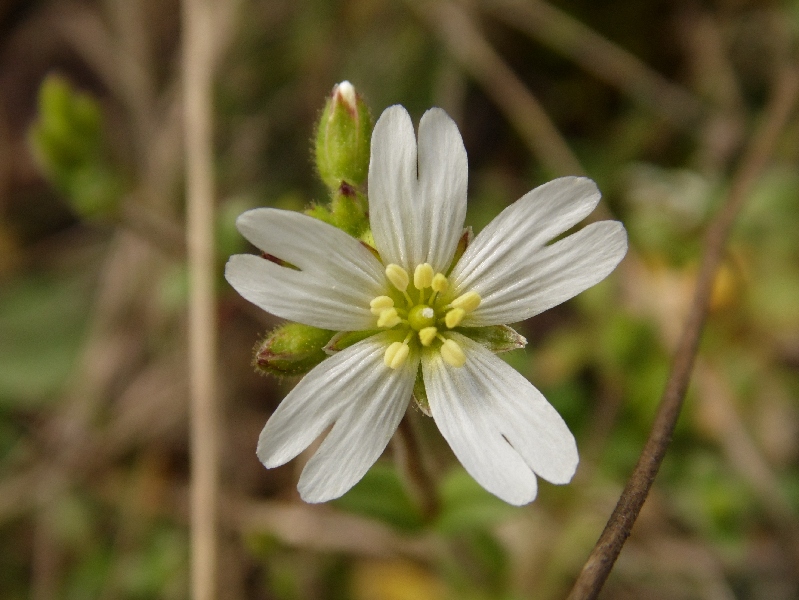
<box><xmin>28</xmin><ymin>75</ymin><xmax>124</xmax><ymax>219</ymax></box>
<box><xmin>306</xmin><ymin>82</ymin><xmax>372</xmax><ymax>238</ymax></box>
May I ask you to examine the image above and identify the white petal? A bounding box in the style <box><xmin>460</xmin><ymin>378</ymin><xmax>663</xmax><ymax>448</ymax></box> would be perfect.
<box><xmin>448</xmin><ymin>177</ymin><xmax>626</xmax><ymax>326</ymax></box>
<box><xmin>257</xmin><ymin>333</ymin><xmax>415</xmax><ymax>475</ymax></box>
<box><xmin>462</xmin><ymin>220</ymin><xmax>627</xmax><ymax>326</ymax></box>
<box><xmin>450</xmin><ymin>177</ymin><xmax>600</xmax><ymax>286</ymax></box>
<box><xmin>369</xmin><ymin>106</ymin><xmax>467</xmax><ymax>273</ymax></box>
<box><xmin>423</xmin><ymin>334</ymin><xmax>578</xmax><ymax>505</ymax></box>
<box><xmin>225</xmin><ymin>208</ymin><xmax>386</xmax><ymax>331</ymax></box>
<box><xmin>300</xmin><ymin>337</ymin><xmax>417</xmax><ymax>502</ymax></box>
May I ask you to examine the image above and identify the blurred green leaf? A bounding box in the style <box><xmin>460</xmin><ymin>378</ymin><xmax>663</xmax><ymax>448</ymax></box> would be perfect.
<box><xmin>435</xmin><ymin>469</ymin><xmax>519</xmax><ymax>534</ymax></box>
<box><xmin>333</xmin><ymin>462</ymin><xmax>424</xmax><ymax>532</ymax></box>
<box><xmin>0</xmin><ymin>272</ymin><xmax>91</xmax><ymax>407</ymax></box>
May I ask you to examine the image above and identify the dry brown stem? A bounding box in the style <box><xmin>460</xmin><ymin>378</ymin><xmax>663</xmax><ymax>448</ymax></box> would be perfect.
<box><xmin>566</xmin><ymin>65</ymin><xmax>799</xmax><ymax>600</ymax></box>
<box><xmin>182</xmin><ymin>0</ymin><xmax>220</xmax><ymax>597</ymax></box>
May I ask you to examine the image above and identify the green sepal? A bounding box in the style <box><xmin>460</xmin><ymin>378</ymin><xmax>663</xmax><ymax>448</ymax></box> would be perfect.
<box><xmin>458</xmin><ymin>325</ymin><xmax>527</xmax><ymax>354</ymax></box>
<box><xmin>412</xmin><ymin>368</ymin><xmax>431</xmax><ymax>416</ymax></box>
<box><xmin>305</xmin><ymin>183</ymin><xmax>368</xmax><ymax>237</ymax></box>
<box><xmin>314</xmin><ymin>81</ymin><xmax>372</xmax><ymax>192</ymax></box>
<box><xmin>253</xmin><ymin>323</ymin><xmax>335</xmax><ymax>377</ymax></box>
<box><xmin>324</xmin><ymin>329</ymin><xmax>379</xmax><ymax>354</ymax></box>
<box><xmin>329</xmin><ymin>183</ymin><xmax>368</xmax><ymax>236</ymax></box>
<box><xmin>303</xmin><ymin>203</ymin><xmax>336</xmax><ymax>227</ymax></box>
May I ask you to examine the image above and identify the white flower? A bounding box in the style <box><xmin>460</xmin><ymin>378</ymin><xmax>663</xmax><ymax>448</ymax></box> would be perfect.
<box><xmin>225</xmin><ymin>106</ymin><xmax>628</xmax><ymax>505</ymax></box>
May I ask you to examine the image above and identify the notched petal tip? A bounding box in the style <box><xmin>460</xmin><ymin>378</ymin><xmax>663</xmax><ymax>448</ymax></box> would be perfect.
<box><xmin>372</xmin><ymin>104</ymin><xmax>413</xmax><ymax>136</ymax></box>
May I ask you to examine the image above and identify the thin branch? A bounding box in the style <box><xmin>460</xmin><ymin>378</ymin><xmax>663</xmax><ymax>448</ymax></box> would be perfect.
<box><xmin>407</xmin><ymin>0</ymin><xmax>584</xmax><ymax>177</ymax></box>
<box><xmin>566</xmin><ymin>65</ymin><xmax>799</xmax><ymax>600</ymax></box>
<box><xmin>182</xmin><ymin>0</ymin><xmax>219</xmax><ymax>597</ymax></box>
<box><xmin>481</xmin><ymin>0</ymin><xmax>703</xmax><ymax>127</ymax></box>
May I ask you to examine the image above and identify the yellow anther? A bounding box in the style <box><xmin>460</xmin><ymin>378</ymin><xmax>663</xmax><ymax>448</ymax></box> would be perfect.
<box><xmin>384</xmin><ymin>341</ymin><xmax>410</xmax><ymax>369</ymax></box>
<box><xmin>445</xmin><ymin>307</ymin><xmax>465</xmax><ymax>329</ymax></box>
<box><xmin>377</xmin><ymin>308</ymin><xmax>401</xmax><ymax>328</ymax></box>
<box><xmin>431</xmin><ymin>273</ymin><xmax>449</xmax><ymax>293</ymax></box>
<box><xmin>451</xmin><ymin>291</ymin><xmax>481</xmax><ymax>313</ymax></box>
<box><xmin>418</xmin><ymin>326</ymin><xmax>438</xmax><ymax>347</ymax></box>
<box><xmin>370</xmin><ymin>295</ymin><xmax>394</xmax><ymax>315</ymax></box>
<box><xmin>440</xmin><ymin>338</ymin><xmax>466</xmax><ymax>368</ymax></box>
<box><xmin>385</xmin><ymin>264</ymin><xmax>410</xmax><ymax>292</ymax></box>
<box><xmin>413</xmin><ymin>263</ymin><xmax>434</xmax><ymax>290</ymax></box>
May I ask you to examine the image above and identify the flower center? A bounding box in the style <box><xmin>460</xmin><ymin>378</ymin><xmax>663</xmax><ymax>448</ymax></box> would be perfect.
<box><xmin>408</xmin><ymin>305</ymin><xmax>436</xmax><ymax>331</ymax></box>
<box><xmin>370</xmin><ymin>262</ymin><xmax>481</xmax><ymax>369</ymax></box>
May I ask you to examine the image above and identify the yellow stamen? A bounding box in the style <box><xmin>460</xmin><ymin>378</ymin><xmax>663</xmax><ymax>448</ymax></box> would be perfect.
<box><xmin>431</xmin><ymin>273</ymin><xmax>449</xmax><ymax>294</ymax></box>
<box><xmin>377</xmin><ymin>308</ymin><xmax>401</xmax><ymax>328</ymax></box>
<box><xmin>413</xmin><ymin>263</ymin><xmax>434</xmax><ymax>290</ymax></box>
<box><xmin>385</xmin><ymin>264</ymin><xmax>410</xmax><ymax>292</ymax></box>
<box><xmin>451</xmin><ymin>291</ymin><xmax>481</xmax><ymax>313</ymax></box>
<box><xmin>370</xmin><ymin>295</ymin><xmax>394</xmax><ymax>315</ymax></box>
<box><xmin>384</xmin><ymin>341</ymin><xmax>410</xmax><ymax>369</ymax></box>
<box><xmin>445</xmin><ymin>308</ymin><xmax>465</xmax><ymax>329</ymax></box>
<box><xmin>418</xmin><ymin>326</ymin><xmax>437</xmax><ymax>347</ymax></box>
<box><xmin>440</xmin><ymin>338</ymin><xmax>466</xmax><ymax>367</ymax></box>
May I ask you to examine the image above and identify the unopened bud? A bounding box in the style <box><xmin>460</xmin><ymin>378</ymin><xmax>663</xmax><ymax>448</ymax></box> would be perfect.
<box><xmin>315</xmin><ymin>81</ymin><xmax>372</xmax><ymax>191</ymax></box>
<box><xmin>253</xmin><ymin>323</ymin><xmax>334</xmax><ymax>377</ymax></box>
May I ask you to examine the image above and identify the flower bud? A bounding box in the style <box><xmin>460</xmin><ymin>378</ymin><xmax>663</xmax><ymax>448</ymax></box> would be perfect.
<box><xmin>314</xmin><ymin>81</ymin><xmax>372</xmax><ymax>191</ymax></box>
<box><xmin>253</xmin><ymin>323</ymin><xmax>334</xmax><ymax>377</ymax></box>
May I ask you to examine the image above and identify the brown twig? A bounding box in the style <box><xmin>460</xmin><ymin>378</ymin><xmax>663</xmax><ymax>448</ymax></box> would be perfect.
<box><xmin>480</xmin><ymin>0</ymin><xmax>703</xmax><ymax>128</ymax></box>
<box><xmin>407</xmin><ymin>0</ymin><xmax>584</xmax><ymax>177</ymax></box>
<box><xmin>566</xmin><ymin>65</ymin><xmax>799</xmax><ymax>600</ymax></box>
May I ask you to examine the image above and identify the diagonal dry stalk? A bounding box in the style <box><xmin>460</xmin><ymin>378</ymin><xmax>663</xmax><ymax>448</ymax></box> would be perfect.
<box><xmin>566</xmin><ymin>64</ymin><xmax>799</xmax><ymax>600</ymax></box>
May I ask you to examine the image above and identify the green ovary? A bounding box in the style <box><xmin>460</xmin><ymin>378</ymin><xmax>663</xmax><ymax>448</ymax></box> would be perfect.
<box><xmin>408</xmin><ymin>305</ymin><xmax>436</xmax><ymax>331</ymax></box>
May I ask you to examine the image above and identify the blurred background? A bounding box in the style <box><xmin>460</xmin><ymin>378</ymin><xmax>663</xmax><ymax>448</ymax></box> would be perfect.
<box><xmin>1</xmin><ymin>0</ymin><xmax>799</xmax><ymax>598</ymax></box>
